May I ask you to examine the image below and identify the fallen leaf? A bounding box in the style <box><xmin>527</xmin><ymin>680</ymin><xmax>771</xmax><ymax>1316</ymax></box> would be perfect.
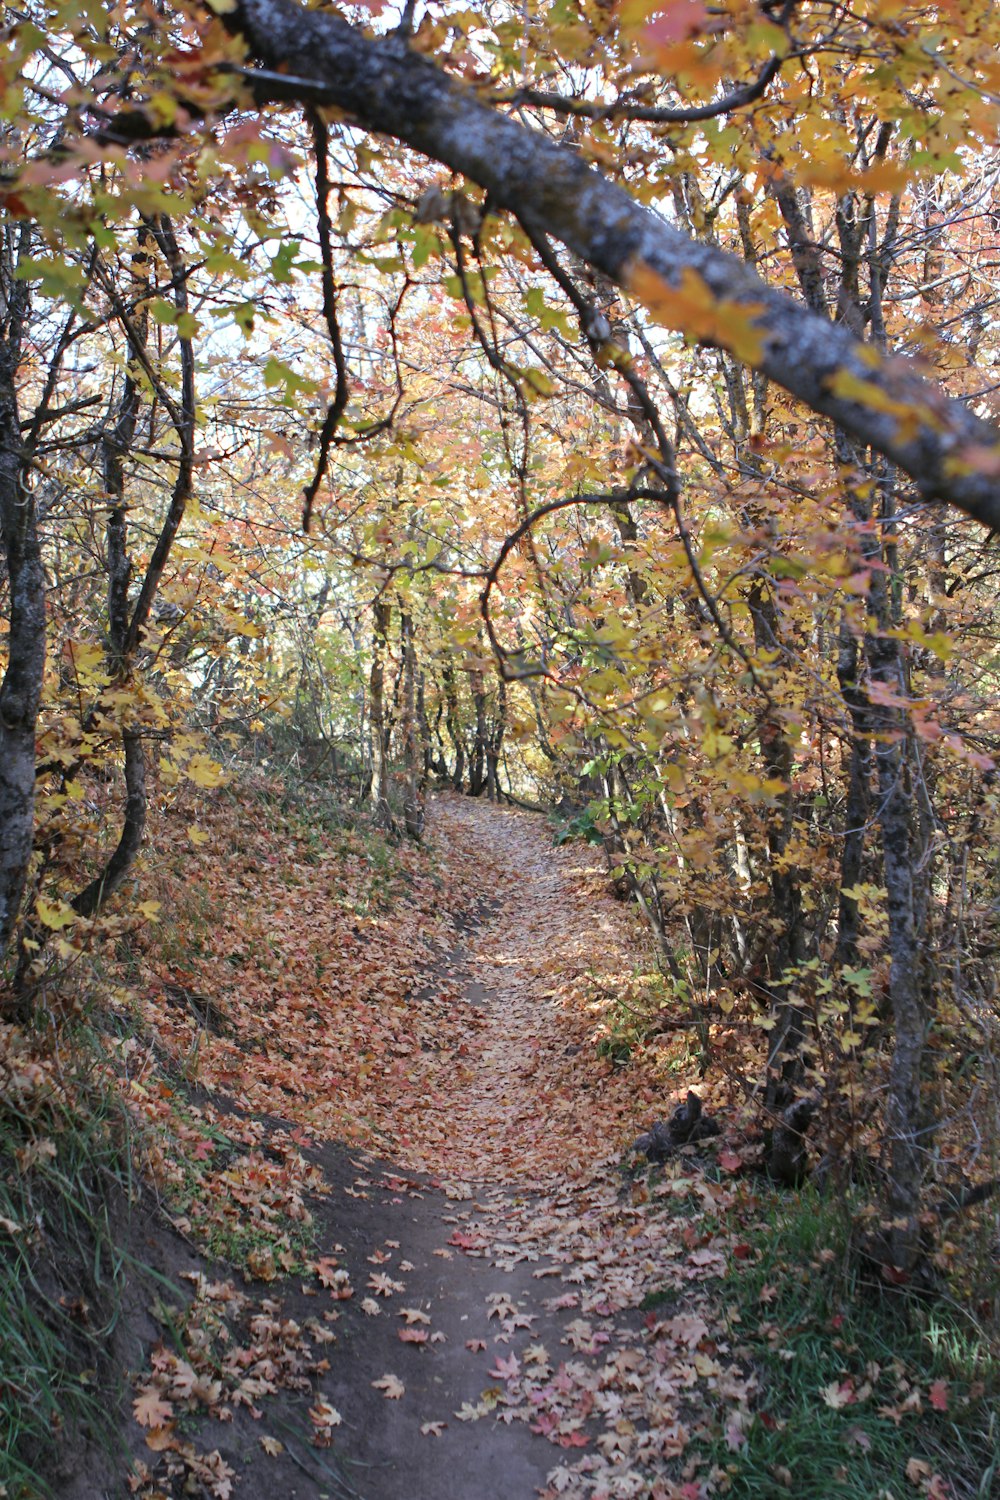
<box><xmin>399</xmin><ymin>1307</ymin><xmax>432</xmax><ymax>1324</ymax></box>
<box><xmin>133</xmin><ymin>1388</ymin><xmax>173</xmax><ymax>1429</ymax></box>
<box><xmin>373</xmin><ymin>1374</ymin><xmax>405</xmax><ymax>1399</ymax></box>
<box><xmin>144</xmin><ymin>1424</ymin><xmax>177</xmax><ymax>1452</ymax></box>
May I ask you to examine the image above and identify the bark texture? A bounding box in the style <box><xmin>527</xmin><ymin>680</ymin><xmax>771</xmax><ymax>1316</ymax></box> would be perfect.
<box><xmin>227</xmin><ymin>0</ymin><xmax>1000</xmax><ymax>529</ymax></box>
<box><xmin>369</xmin><ymin>598</ymin><xmax>396</xmax><ymax>832</ymax></box>
<box><xmin>0</xmin><ymin>293</ymin><xmax>43</xmax><ymax>962</ymax></box>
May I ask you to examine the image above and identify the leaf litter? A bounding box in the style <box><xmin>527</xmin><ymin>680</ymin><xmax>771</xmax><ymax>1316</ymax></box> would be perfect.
<box><xmin>122</xmin><ymin>787</ymin><xmax>751</xmax><ymax>1498</ymax></box>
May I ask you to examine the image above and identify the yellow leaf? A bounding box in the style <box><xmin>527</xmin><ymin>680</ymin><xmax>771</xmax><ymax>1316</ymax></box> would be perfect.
<box><xmin>137</xmin><ymin>901</ymin><xmax>161</xmax><ymax>922</ymax></box>
<box><xmin>260</xmin><ymin>1436</ymin><xmax>284</xmax><ymax>1456</ymax></box>
<box><xmin>36</xmin><ymin>898</ymin><xmax>76</xmax><ymax>931</ymax></box>
<box><xmin>825</xmin><ymin>367</ymin><xmax>936</xmax><ymax>442</ymax></box>
<box><xmin>625</xmin><ymin>261</ymin><xmax>765</xmax><ymax>365</ymax></box>
<box><xmin>64</xmin><ymin>639</ymin><xmax>108</xmax><ymax>686</ymax></box>
<box><xmin>187</xmin><ymin>824</ymin><xmax>210</xmax><ymax>846</ymax></box>
<box><xmin>185</xmin><ymin>754</ymin><xmax>224</xmax><ymax>788</ymax></box>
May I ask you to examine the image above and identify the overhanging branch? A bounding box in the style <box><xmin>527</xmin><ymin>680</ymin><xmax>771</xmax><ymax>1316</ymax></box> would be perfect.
<box><xmin>217</xmin><ymin>0</ymin><xmax>1000</xmax><ymax>529</ymax></box>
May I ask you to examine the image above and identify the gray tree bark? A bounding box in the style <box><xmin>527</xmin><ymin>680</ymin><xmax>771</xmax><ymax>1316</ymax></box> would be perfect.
<box><xmin>223</xmin><ymin>0</ymin><xmax>1000</xmax><ymax>530</ymax></box>
<box><xmin>0</xmin><ymin>262</ymin><xmax>42</xmax><ymax>965</ymax></box>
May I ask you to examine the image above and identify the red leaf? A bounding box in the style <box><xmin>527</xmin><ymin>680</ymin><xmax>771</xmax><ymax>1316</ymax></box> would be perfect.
<box><xmin>448</xmin><ymin>1229</ymin><xmax>481</xmax><ymax>1251</ymax></box>
<box><xmin>928</xmin><ymin>1380</ymin><xmax>949</xmax><ymax>1412</ymax></box>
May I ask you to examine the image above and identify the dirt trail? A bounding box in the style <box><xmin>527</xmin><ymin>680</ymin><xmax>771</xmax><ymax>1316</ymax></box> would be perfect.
<box><xmin>389</xmin><ymin>793</ymin><xmax>650</xmax><ymax>1184</ymax></box>
<box><xmin>106</xmin><ymin>796</ymin><xmax>743</xmax><ymax>1500</ymax></box>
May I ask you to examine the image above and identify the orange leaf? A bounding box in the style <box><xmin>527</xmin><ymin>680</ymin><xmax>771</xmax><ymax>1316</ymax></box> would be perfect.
<box><xmin>625</xmin><ymin>261</ymin><xmax>766</xmax><ymax>365</ymax></box>
<box><xmin>144</xmin><ymin>1424</ymin><xmax>177</xmax><ymax>1452</ymax></box>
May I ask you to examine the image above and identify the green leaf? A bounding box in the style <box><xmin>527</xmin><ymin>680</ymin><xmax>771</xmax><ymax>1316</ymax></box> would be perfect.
<box><xmin>15</xmin><ymin>255</ymin><xmax>87</xmax><ymax>303</ymax></box>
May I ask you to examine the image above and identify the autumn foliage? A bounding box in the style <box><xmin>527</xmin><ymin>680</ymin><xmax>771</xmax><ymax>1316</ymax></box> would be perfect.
<box><xmin>2</xmin><ymin>0</ymin><xmax>1000</xmax><ymax>1493</ymax></box>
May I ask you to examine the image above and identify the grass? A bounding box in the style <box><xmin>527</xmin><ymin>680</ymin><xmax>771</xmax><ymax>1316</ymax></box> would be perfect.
<box><xmin>698</xmin><ymin>1186</ymin><xmax>1000</xmax><ymax>1499</ymax></box>
<box><xmin>0</xmin><ymin>1026</ymin><xmax>136</xmax><ymax>1498</ymax></box>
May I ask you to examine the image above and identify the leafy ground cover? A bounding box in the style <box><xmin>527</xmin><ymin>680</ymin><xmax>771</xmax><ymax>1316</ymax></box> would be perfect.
<box><xmin>4</xmin><ymin>782</ymin><xmax>998</xmax><ymax>1499</ymax></box>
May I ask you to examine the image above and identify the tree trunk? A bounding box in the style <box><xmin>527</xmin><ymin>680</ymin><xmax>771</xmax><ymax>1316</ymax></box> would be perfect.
<box><xmin>442</xmin><ymin>666</ymin><xmax>466</xmax><ymax>791</ymax></box>
<box><xmin>747</xmin><ymin>580</ymin><xmax>807</xmax><ymax>1110</ymax></box>
<box><xmin>865</xmin><ymin>543</ymin><xmax>929</xmax><ymax>1272</ymax></box>
<box><xmin>468</xmin><ymin>666</ymin><xmax>487</xmax><ymax>796</ymax></box>
<box><xmin>369</xmin><ymin>598</ymin><xmax>396</xmax><ymax>832</ymax></box>
<box><xmin>834</xmin><ymin>611</ymin><xmax>871</xmax><ymax>967</ymax></box>
<box><xmin>0</xmin><ymin>284</ymin><xmax>44</xmax><ymax>970</ymax></box>
<box><xmin>485</xmin><ymin>677</ymin><xmax>506</xmax><ymax>802</ymax></box>
<box><xmin>68</xmin><ymin>227</ymin><xmax>151</xmax><ymax>920</ymax></box>
<box><xmin>400</xmin><ymin>609</ymin><xmax>423</xmax><ymax>840</ymax></box>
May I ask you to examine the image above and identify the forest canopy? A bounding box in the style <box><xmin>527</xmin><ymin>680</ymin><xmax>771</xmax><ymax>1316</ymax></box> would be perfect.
<box><xmin>2</xmin><ymin>0</ymin><xmax>1000</xmax><ymax>1285</ymax></box>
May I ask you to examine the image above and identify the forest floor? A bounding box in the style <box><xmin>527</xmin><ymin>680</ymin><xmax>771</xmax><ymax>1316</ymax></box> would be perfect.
<box><xmin>31</xmin><ymin>786</ymin><xmax>994</xmax><ymax>1500</ymax></box>
<box><xmin>75</xmin><ymin>790</ymin><xmax>749</xmax><ymax>1500</ymax></box>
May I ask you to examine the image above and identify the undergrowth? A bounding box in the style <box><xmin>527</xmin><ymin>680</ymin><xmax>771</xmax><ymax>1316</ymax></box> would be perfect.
<box><xmin>0</xmin><ymin>773</ymin><xmax>385</xmax><ymax>1494</ymax></box>
<box><xmin>700</xmin><ymin>1187</ymin><xmax>1000</xmax><ymax>1499</ymax></box>
<box><xmin>0</xmin><ymin>1023</ymin><xmax>135</xmax><ymax>1498</ymax></box>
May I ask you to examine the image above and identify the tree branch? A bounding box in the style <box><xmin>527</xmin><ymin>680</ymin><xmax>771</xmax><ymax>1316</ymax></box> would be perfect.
<box><xmin>219</xmin><ymin>0</ymin><xmax>999</xmax><ymax>529</ymax></box>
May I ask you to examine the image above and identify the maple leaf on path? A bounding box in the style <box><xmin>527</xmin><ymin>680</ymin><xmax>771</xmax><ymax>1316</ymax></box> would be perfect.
<box><xmin>368</xmin><ymin>1271</ymin><xmax>405</xmax><ymax>1296</ymax></box>
<box><xmin>373</xmin><ymin>1374</ymin><xmax>405</xmax><ymax>1399</ymax></box>
<box><xmin>309</xmin><ymin>1399</ymin><xmax>342</xmax><ymax>1430</ymax></box>
<box><xmin>454</xmin><ymin>1401</ymin><xmax>484</xmax><ymax>1422</ymax></box>
<box><xmin>398</xmin><ymin>1327</ymin><xmax>429</xmax><ymax>1344</ymax></box>
<box><xmin>133</xmin><ymin>1387</ymin><xmax>173</xmax><ymax>1428</ymax></box>
<box><xmin>143</xmin><ymin>1425</ymin><xmax>177</xmax><ymax>1452</ymax></box>
<box><xmin>448</xmin><ymin>1229</ymin><xmax>482</xmax><ymax>1250</ymax></box>
<box><xmin>420</xmin><ymin>1421</ymin><xmax>447</xmax><ymax>1436</ymax></box>
<box><xmin>399</xmin><ymin>1307</ymin><xmax>431</xmax><ymax>1324</ymax></box>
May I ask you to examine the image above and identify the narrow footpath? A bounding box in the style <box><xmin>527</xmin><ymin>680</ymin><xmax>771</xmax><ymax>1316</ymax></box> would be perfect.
<box><xmin>106</xmin><ymin>795</ymin><xmax>747</xmax><ymax>1500</ymax></box>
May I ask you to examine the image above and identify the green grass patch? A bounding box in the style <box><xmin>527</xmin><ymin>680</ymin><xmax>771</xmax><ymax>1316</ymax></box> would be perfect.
<box><xmin>699</xmin><ymin>1187</ymin><xmax>999</xmax><ymax>1498</ymax></box>
<box><xmin>0</xmin><ymin>1029</ymin><xmax>136</xmax><ymax>1498</ymax></box>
